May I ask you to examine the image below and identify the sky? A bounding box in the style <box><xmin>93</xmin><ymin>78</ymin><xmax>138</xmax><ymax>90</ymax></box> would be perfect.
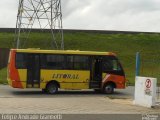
<box><xmin>0</xmin><ymin>0</ymin><xmax>160</xmax><ymax>32</ymax></box>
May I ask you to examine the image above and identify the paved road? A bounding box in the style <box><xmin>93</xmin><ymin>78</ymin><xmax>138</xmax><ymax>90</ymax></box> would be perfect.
<box><xmin>0</xmin><ymin>85</ymin><xmax>134</xmax><ymax>98</ymax></box>
<box><xmin>0</xmin><ymin>85</ymin><xmax>159</xmax><ymax>115</ymax></box>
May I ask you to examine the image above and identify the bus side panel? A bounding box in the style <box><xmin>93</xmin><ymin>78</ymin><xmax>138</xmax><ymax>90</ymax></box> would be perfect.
<box><xmin>8</xmin><ymin>50</ymin><xmax>23</xmax><ymax>88</ymax></box>
<box><xmin>102</xmin><ymin>73</ymin><xmax>126</xmax><ymax>89</ymax></box>
<box><xmin>72</xmin><ymin>71</ymin><xmax>90</xmax><ymax>89</ymax></box>
<box><xmin>40</xmin><ymin>70</ymin><xmax>90</xmax><ymax>90</ymax></box>
<box><xmin>18</xmin><ymin>69</ymin><xmax>27</xmax><ymax>88</ymax></box>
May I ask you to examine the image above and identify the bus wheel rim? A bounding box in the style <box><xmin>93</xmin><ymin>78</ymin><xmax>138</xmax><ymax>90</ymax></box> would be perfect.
<box><xmin>105</xmin><ymin>86</ymin><xmax>112</xmax><ymax>93</ymax></box>
<box><xmin>49</xmin><ymin>85</ymin><xmax>56</xmax><ymax>93</ymax></box>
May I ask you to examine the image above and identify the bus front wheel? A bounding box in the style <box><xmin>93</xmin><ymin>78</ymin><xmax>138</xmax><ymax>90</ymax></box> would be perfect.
<box><xmin>46</xmin><ymin>82</ymin><xmax>58</xmax><ymax>94</ymax></box>
<box><xmin>103</xmin><ymin>84</ymin><xmax>114</xmax><ymax>94</ymax></box>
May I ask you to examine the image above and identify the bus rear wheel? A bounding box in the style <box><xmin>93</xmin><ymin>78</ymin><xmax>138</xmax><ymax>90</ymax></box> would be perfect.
<box><xmin>103</xmin><ymin>84</ymin><xmax>114</xmax><ymax>94</ymax></box>
<box><xmin>46</xmin><ymin>82</ymin><xmax>58</xmax><ymax>94</ymax></box>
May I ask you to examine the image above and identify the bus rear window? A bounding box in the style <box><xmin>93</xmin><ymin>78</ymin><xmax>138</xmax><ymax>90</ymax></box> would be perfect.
<box><xmin>16</xmin><ymin>53</ymin><xmax>27</xmax><ymax>69</ymax></box>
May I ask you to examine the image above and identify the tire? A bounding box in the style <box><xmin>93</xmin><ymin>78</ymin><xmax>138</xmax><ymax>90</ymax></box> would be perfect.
<box><xmin>103</xmin><ymin>84</ymin><xmax>114</xmax><ymax>94</ymax></box>
<box><xmin>46</xmin><ymin>82</ymin><xmax>58</xmax><ymax>94</ymax></box>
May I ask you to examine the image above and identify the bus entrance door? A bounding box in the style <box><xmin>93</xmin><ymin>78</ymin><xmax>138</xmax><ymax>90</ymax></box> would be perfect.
<box><xmin>27</xmin><ymin>54</ymin><xmax>40</xmax><ymax>88</ymax></box>
<box><xmin>90</xmin><ymin>57</ymin><xmax>102</xmax><ymax>89</ymax></box>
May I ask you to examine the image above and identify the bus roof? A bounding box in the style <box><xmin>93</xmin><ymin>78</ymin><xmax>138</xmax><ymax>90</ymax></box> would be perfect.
<box><xmin>12</xmin><ymin>49</ymin><xmax>117</xmax><ymax>56</ymax></box>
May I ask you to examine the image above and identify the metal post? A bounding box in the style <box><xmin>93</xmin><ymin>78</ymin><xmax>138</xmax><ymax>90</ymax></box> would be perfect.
<box><xmin>16</xmin><ymin>0</ymin><xmax>24</xmax><ymax>49</ymax></box>
<box><xmin>136</xmin><ymin>52</ymin><xmax>140</xmax><ymax>76</ymax></box>
<box><xmin>60</xmin><ymin>0</ymin><xmax>64</xmax><ymax>50</ymax></box>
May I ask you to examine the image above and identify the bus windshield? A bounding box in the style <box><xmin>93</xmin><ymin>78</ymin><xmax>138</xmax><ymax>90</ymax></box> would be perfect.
<box><xmin>103</xmin><ymin>56</ymin><xmax>124</xmax><ymax>75</ymax></box>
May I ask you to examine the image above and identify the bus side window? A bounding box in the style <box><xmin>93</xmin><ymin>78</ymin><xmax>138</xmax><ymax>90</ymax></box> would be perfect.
<box><xmin>74</xmin><ymin>56</ymin><xmax>89</xmax><ymax>70</ymax></box>
<box><xmin>16</xmin><ymin>53</ymin><xmax>27</xmax><ymax>69</ymax></box>
<box><xmin>66</xmin><ymin>56</ymin><xmax>89</xmax><ymax>70</ymax></box>
<box><xmin>41</xmin><ymin>54</ymin><xmax>65</xmax><ymax>69</ymax></box>
<box><xmin>66</xmin><ymin>56</ymin><xmax>74</xmax><ymax>70</ymax></box>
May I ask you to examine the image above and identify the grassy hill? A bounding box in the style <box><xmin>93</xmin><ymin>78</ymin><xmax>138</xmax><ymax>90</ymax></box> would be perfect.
<box><xmin>0</xmin><ymin>68</ymin><xmax>7</xmax><ymax>84</ymax></box>
<box><xmin>0</xmin><ymin>31</ymin><xmax>160</xmax><ymax>85</ymax></box>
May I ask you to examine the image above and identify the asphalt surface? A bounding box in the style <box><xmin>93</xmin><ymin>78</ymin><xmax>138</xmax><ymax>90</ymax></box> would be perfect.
<box><xmin>0</xmin><ymin>85</ymin><xmax>134</xmax><ymax>98</ymax></box>
<box><xmin>0</xmin><ymin>85</ymin><xmax>160</xmax><ymax>120</ymax></box>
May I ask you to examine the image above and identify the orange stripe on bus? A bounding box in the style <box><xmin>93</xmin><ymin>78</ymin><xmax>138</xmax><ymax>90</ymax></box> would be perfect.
<box><xmin>9</xmin><ymin>50</ymin><xmax>23</xmax><ymax>88</ymax></box>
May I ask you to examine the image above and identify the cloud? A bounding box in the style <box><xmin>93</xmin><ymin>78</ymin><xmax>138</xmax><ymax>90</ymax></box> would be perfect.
<box><xmin>0</xmin><ymin>0</ymin><xmax>160</xmax><ymax>32</ymax></box>
<box><xmin>0</xmin><ymin>0</ymin><xmax>18</xmax><ymax>27</ymax></box>
<box><xmin>61</xmin><ymin>0</ymin><xmax>91</xmax><ymax>18</ymax></box>
<box><xmin>62</xmin><ymin>0</ymin><xmax>160</xmax><ymax>32</ymax></box>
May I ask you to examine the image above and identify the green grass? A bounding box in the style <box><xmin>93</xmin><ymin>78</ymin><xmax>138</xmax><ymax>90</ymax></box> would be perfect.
<box><xmin>1</xmin><ymin>32</ymin><xmax>160</xmax><ymax>85</ymax></box>
<box><xmin>0</xmin><ymin>68</ymin><xmax>7</xmax><ymax>84</ymax></box>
